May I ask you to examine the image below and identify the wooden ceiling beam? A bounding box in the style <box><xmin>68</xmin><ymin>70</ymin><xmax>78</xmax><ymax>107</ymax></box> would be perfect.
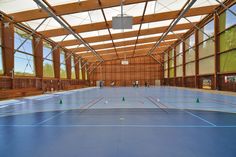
<box><xmin>60</xmin><ymin>23</ymin><xmax>193</xmax><ymax>47</ymax></box>
<box><xmin>38</xmin><ymin>5</ymin><xmax>217</xmax><ymax>37</ymax></box>
<box><xmin>80</xmin><ymin>44</ymin><xmax>169</xmax><ymax>57</ymax></box>
<box><xmin>10</xmin><ymin>0</ymin><xmax>155</xmax><ymax>22</ymax></box>
<box><xmin>71</xmin><ymin>39</ymin><xmax>174</xmax><ymax>52</ymax></box>
<box><xmin>86</xmin><ymin>48</ymin><xmax>164</xmax><ymax>62</ymax></box>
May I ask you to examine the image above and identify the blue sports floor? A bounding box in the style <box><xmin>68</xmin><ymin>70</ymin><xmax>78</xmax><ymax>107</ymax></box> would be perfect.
<box><xmin>1</xmin><ymin>87</ymin><xmax>236</xmax><ymax>157</ymax></box>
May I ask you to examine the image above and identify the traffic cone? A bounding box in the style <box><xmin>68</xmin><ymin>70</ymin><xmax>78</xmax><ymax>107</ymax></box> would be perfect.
<box><xmin>59</xmin><ymin>99</ymin><xmax>63</xmax><ymax>104</ymax></box>
<box><xmin>196</xmin><ymin>98</ymin><xmax>200</xmax><ymax>103</ymax></box>
<box><xmin>122</xmin><ymin>97</ymin><xmax>125</xmax><ymax>102</ymax></box>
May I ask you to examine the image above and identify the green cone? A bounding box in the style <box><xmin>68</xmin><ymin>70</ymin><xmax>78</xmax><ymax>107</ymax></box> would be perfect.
<box><xmin>196</xmin><ymin>98</ymin><xmax>200</xmax><ymax>103</ymax></box>
<box><xmin>122</xmin><ymin>97</ymin><xmax>125</xmax><ymax>101</ymax></box>
<box><xmin>59</xmin><ymin>99</ymin><xmax>63</xmax><ymax>104</ymax></box>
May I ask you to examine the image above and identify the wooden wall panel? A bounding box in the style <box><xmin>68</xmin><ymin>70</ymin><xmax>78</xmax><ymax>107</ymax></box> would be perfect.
<box><xmin>89</xmin><ymin>56</ymin><xmax>161</xmax><ymax>86</ymax></box>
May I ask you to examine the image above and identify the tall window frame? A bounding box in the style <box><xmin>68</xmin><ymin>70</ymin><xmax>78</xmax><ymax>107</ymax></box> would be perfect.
<box><xmin>60</xmin><ymin>50</ymin><xmax>67</xmax><ymax>79</ymax></box>
<box><xmin>14</xmin><ymin>27</ymin><xmax>35</xmax><ymax>76</ymax></box>
<box><xmin>43</xmin><ymin>41</ymin><xmax>54</xmax><ymax>78</ymax></box>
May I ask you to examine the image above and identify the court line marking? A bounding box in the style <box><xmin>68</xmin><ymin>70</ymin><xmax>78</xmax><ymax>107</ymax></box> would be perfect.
<box><xmin>149</xmin><ymin>96</ymin><xmax>169</xmax><ymax>108</ymax></box>
<box><xmin>35</xmin><ymin>96</ymin><xmax>104</xmax><ymax>125</ymax></box>
<box><xmin>35</xmin><ymin>111</ymin><xmax>67</xmax><ymax>125</ymax></box>
<box><xmin>0</xmin><ymin>105</ymin><xmax>9</xmax><ymax>109</ymax></box>
<box><xmin>0</xmin><ymin>124</ymin><xmax>235</xmax><ymax>128</ymax></box>
<box><xmin>145</xmin><ymin>96</ymin><xmax>168</xmax><ymax>113</ymax></box>
<box><xmin>185</xmin><ymin>110</ymin><xmax>217</xmax><ymax>126</ymax></box>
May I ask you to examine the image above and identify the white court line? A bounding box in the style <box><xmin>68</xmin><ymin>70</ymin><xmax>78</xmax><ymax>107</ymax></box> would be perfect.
<box><xmin>185</xmin><ymin>110</ymin><xmax>217</xmax><ymax>126</ymax></box>
<box><xmin>0</xmin><ymin>105</ymin><xmax>9</xmax><ymax>109</ymax></box>
<box><xmin>0</xmin><ymin>124</ymin><xmax>235</xmax><ymax>128</ymax></box>
<box><xmin>0</xmin><ymin>99</ymin><xmax>21</xmax><ymax>105</ymax></box>
<box><xmin>35</xmin><ymin>111</ymin><xmax>67</xmax><ymax>125</ymax></box>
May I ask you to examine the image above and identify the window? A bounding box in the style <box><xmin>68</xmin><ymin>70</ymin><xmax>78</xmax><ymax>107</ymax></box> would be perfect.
<box><xmin>79</xmin><ymin>59</ymin><xmax>83</xmax><ymax>80</ymax></box>
<box><xmin>185</xmin><ymin>34</ymin><xmax>195</xmax><ymax>49</ymax></box>
<box><xmin>185</xmin><ymin>48</ymin><xmax>195</xmax><ymax>63</ymax></box>
<box><xmin>43</xmin><ymin>42</ymin><xmax>54</xmax><ymax>77</ymax></box>
<box><xmin>169</xmin><ymin>68</ymin><xmax>174</xmax><ymax>78</ymax></box>
<box><xmin>185</xmin><ymin>62</ymin><xmax>195</xmax><ymax>76</ymax></box>
<box><xmin>199</xmin><ymin>57</ymin><xmax>215</xmax><ymax>75</ymax></box>
<box><xmin>169</xmin><ymin>49</ymin><xmax>175</xmax><ymax>78</ymax></box>
<box><xmin>0</xmin><ymin>25</ymin><xmax>3</xmax><ymax>74</ymax></box>
<box><xmin>219</xmin><ymin>4</ymin><xmax>236</xmax><ymax>32</ymax></box>
<box><xmin>71</xmin><ymin>55</ymin><xmax>76</xmax><ymax>79</ymax></box>
<box><xmin>198</xmin><ymin>20</ymin><xmax>215</xmax><ymax>75</ymax></box>
<box><xmin>85</xmin><ymin>65</ymin><xmax>88</xmax><ymax>80</ymax></box>
<box><xmin>199</xmin><ymin>39</ymin><xmax>215</xmax><ymax>58</ymax></box>
<box><xmin>169</xmin><ymin>49</ymin><xmax>174</xmax><ymax>68</ymax></box>
<box><xmin>199</xmin><ymin>20</ymin><xmax>214</xmax><ymax>43</ymax></box>
<box><xmin>60</xmin><ymin>50</ymin><xmax>67</xmax><ymax>79</ymax></box>
<box><xmin>176</xmin><ymin>54</ymin><xmax>183</xmax><ymax>66</ymax></box>
<box><xmin>176</xmin><ymin>66</ymin><xmax>183</xmax><ymax>77</ymax></box>
<box><xmin>220</xmin><ymin>50</ymin><xmax>236</xmax><ymax>73</ymax></box>
<box><xmin>14</xmin><ymin>28</ymin><xmax>35</xmax><ymax>76</ymax></box>
<box><xmin>176</xmin><ymin>42</ymin><xmax>183</xmax><ymax>55</ymax></box>
<box><xmin>220</xmin><ymin>26</ymin><xmax>236</xmax><ymax>52</ymax></box>
<box><xmin>219</xmin><ymin>4</ymin><xmax>236</xmax><ymax>73</ymax></box>
<box><xmin>164</xmin><ymin>69</ymin><xmax>168</xmax><ymax>78</ymax></box>
<box><xmin>164</xmin><ymin>52</ymin><xmax>168</xmax><ymax>71</ymax></box>
<box><xmin>176</xmin><ymin>42</ymin><xmax>183</xmax><ymax>77</ymax></box>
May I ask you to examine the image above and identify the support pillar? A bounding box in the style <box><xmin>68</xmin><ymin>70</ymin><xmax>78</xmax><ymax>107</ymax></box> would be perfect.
<box><xmin>214</xmin><ymin>12</ymin><xmax>220</xmax><ymax>90</ymax></box>
<box><xmin>2</xmin><ymin>21</ymin><xmax>14</xmax><ymax>77</ymax></box>
<box><xmin>195</xmin><ymin>29</ymin><xmax>199</xmax><ymax>88</ymax></box>
<box><xmin>65</xmin><ymin>51</ymin><xmax>71</xmax><ymax>79</ymax></box>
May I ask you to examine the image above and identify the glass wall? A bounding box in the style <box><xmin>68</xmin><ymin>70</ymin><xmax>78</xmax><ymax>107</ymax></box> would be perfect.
<box><xmin>85</xmin><ymin>65</ymin><xmax>88</xmax><ymax>80</ymax></box>
<box><xmin>219</xmin><ymin>4</ymin><xmax>236</xmax><ymax>73</ymax></box>
<box><xmin>185</xmin><ymin>34</ymin><xmax>195</xmax><ymax>76</ymax></box>
<box><xmin>169</xmin><ymin>49</ymin><xmax>175</xmax><ymax>78</ymax></box>
<box><xmin>71</xmin><ymin>55</ymin><xmax>76</xmax><ymax>79</ymax></box>
<box><xmin>14</xmin><ymin>28</ymin><xmax>35</xmax><ymax>76</ymax></box>
<box><xmin>164</xmin><ymin>52</ymin><xmax>168</xmax><ymax>78</ymax></box>
<box><xmin>79</xmin><ymin>59</ymin><xmax>83</xmax><ymax>80</ymax></box>
<box><xmin>198</xmin><ymin>20</ymin><xmax>215</xmax><ymax>75</ymax></box>
<box><xmin>176</xmin><ymin>42</ymin><xmax>183</xmax><ymax>77</ymax></box>
<box><xmin>60</xmin><ymin>50</ymin><xmax>67</xmax><ymax>79</ymax></box>
<box><xmin>43</xmin><ymin>41</ymin><xmax>54</xmax><ymax>78</ymax></box>
<box><xmin>0</xmin><ymin>26</ymin><xmax>3</xmax><ymax>74</ymax></box>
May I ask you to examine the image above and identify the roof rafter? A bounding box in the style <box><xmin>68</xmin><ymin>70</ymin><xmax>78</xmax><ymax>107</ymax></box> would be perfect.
<box><xmin>71</xmin><ymin>39</ymin><xmax>175</xmax><ymax>53</ymax></box>
<box><xmin>132</xmin><ymin>0</ymin><xmax>149</xmax><ymax>57</ymax></box>
<box><xmin>60</xmin><ymin>22</ymin><xmax>194</xmax><ymax>47</ymax></box>
<box><xmin>38</xmin><ymin>5</ymin><xmax>217</xmax><ymax>37</ymax></box>
<box><xmin>79</xmin><ymin>42</ymin><xmax>171</xmax><ymax>57</ymax></box>
<box><xmin>86</xmin><ymin>48</ymin><xmax>164</xmax><ymax>62</ymax></box>
<box><xmin>98</xmin><ymin>0</ymin><xmax>119</xmax><ymax>58</ymax></box>
<box><xmin>10</xmin><ymin>0</ymin><xmax>155</xmax><ymax>22</ymax></box>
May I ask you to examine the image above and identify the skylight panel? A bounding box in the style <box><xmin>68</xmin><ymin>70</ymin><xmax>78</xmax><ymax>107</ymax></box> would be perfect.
<box><xmin>62</xmin><ymin>9</ymin><xmax>104</xmax><ymax>26</ymax></box>
<box><xmin>50</xmin><ymin>34</ymin><xmax>76</xmax><ymax>42</ymax></box>
<box><xmin>0</xmin><ymin>0</ymin><xmax>38</xmax><ymax>14</ymax></box>
<box><xmin>23</xmin><ymin>18</ymin><xmax>62</xmax><ymax>32</ymax></box>
<box><xmin>47</xmin><ymin>0</ymin><xmax>87</xmax><ymax>6</ymax></box>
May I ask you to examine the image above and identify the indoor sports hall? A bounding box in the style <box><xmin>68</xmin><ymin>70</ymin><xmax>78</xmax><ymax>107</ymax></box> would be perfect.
<box><xmin>0</xmin><ymin>0</ymin><xmax>236</xmax><ymax>157</ymax></box>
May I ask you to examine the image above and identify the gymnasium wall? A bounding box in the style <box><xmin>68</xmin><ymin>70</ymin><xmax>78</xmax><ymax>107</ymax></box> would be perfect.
<box><xmin>89</xmin><ymin>56</ymin><xmax>162</xmax><ymax>87</ymax></box>
<box><xmin>163</xmin><ymin>1</ymin><xmax>236</xmax><ymax>92</ymax></box>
